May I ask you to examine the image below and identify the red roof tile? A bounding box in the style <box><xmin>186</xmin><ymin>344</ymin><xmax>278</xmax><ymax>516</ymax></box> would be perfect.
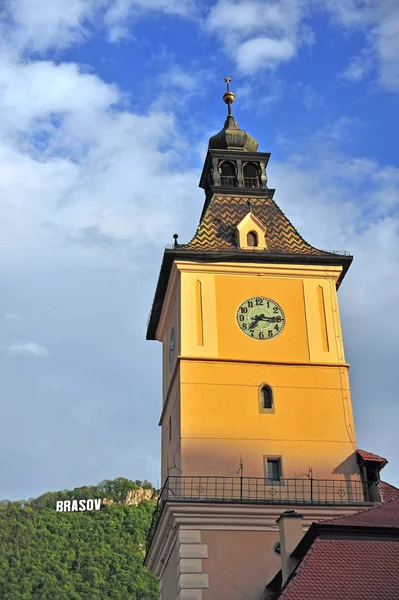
<box><xmin>279</xmin><ymin>538</ymin><xmax>399</xmax><ymax>600</ymax></box>
<box><xmin>357</xmin><ymin>449</ymin><xmax>388</xmax><ymax>465</ymax></box>
<box><xmin>380</xmin><ymin>481</ymin><xmax>399</xmax><ymax>503</ymax></box>
<box><xmin>320</xmin><ymin>496</ymin><xmax>399</xmax><ymax>528</ymax></box>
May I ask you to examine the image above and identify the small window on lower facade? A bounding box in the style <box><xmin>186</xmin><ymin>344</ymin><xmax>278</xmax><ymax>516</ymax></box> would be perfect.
<box><xmin>265</xmin><ymin>458</ymin><xmax>282</xmax><ymax>482</ymax></box>
<box><xmin>259</xmin><ymin>384</ymin><xmax>274</xmax><ymax>413</ymax></box>
<box><xmin>261</xmin><ymin>386</ymin><xmax>273</xmax><ymax>409</ymax></box>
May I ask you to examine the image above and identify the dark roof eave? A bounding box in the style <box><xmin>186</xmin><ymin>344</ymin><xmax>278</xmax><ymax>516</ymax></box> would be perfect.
<box><xmin>146</xmin><ymin>249</ymin><xmax>353</xmax><ymax>340</ymax></box>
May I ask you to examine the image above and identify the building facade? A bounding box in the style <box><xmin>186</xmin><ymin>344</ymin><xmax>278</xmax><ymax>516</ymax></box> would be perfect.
<box><xmin>144</xmin><ymin>81</ymin><xmax>384</xmax><ymax>600</ymax></box>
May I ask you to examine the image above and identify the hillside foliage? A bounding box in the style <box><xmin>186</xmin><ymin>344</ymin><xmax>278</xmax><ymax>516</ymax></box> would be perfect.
<box><xmin>0</xmin><ymin>478</ymin><xmax>158</xmax><ymax>599</ymax></box>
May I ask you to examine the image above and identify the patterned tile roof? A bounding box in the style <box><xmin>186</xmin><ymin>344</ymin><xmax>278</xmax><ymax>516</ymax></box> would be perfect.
<box><xmin>279</xmin><ymin>538</ymin><xmax>399</xmax><ymax>600</ymax></box>
<box><xmin>182</xmin><ymin>194</ymin><xmax>332</xmax><ymax>255</ymax></box>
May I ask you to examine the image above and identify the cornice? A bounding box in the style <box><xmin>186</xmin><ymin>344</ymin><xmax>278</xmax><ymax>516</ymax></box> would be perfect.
<box><xmin>174</xmin><ymin>260</ymin><xmax>343</xmax><ymax>280</ymax></box>
<box><xmin>179</xmin><ymin>356</ymin><xmax>350</xmax><ymax>369</ymax></box>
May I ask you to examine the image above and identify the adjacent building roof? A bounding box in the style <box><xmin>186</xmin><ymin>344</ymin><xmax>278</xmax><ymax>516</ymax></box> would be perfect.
<box><xmin>380</xmin><ymin>481</ymin><xmax>399</xmax><ymax>503</ymax></box>
<box><xmin>279</xmin><ymin>537</ymin><xmax>399</xmax><ymax>600</ymax></box>
<box><xmin>272</xmin><ymin>492</ymin><xmax>399</xmax><ymax>600</ymax></box>
<box><xmin>324</xmin><ymin>495</ymin><xmax>399</xmax><ymax>528</ymax></box>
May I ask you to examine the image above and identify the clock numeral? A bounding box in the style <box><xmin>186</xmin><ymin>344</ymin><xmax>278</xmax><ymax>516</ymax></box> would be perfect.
<box><xmin>242</xmin><ymin>323</ymin><xmax>247</xmax><ymax>330</ymax></box>
<box><xmin>276</xmin><ymin>316</ymin><xmax>282</xmax><ymax>322</ymax></box>
<box><xmin>266</xmin><ymin>301</ymin><xmax>270</xmax><ymax>308</ymax></box>
<box><xmin>256</xmin><ymin>298</ymin><xmax>263</xmax><ymax>306</ymax></box>
<box><xmin>258</xmin><ymin>330</ymin><xmax>264</xmax><ymax>339</ymax></box>
<box><xmin>240</xmin><ymin>307</ymin><xmax>248</xmax><ymax>314</ymax></box>
<box><xmin>268</xmin><ymin>330</ymin><xmax>273</xmax><ymax>338</ymax></box>
<box><xmin>250</xmin><ymin>329</ymin><xmax>255</xmax><ymax>337</ymax></box>
<box><xmin>239</xmin><ymin>315</ymin><xmax>244</xmax><ymax>321</ymax></box>
<box><xmin>247</xmin><ymin>300</ymin><xmax>254</xmax><ymax>308</ymax></box>
<box><xmin>274</xmin><ymin>325</ymin><xmax>279</xmax><ymax>331</ymax></box>
<box><xmin>273</xmin><ymin>307</ymin><xmax>278</xmax><ymax>313</ymax></box>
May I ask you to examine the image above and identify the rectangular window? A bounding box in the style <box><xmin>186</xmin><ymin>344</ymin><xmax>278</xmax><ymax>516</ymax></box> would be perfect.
<box><xmin>266</xmin><ymin>458</ymin><xmax>281</xmax><ymax>481</ymax></box>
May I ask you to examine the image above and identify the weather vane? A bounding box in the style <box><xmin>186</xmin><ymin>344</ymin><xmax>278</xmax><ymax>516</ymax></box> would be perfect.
<box><xmin>223</xmin><ymin>77</ymin><xmax>235</xmax><ymax>116</ymax></box>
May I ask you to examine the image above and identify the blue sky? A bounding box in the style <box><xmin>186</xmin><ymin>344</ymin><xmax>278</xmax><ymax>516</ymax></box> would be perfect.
<box><xmin>0</xmin><ymin>0</ymin><xmax>398</xmax><ymax>500</ymax></box>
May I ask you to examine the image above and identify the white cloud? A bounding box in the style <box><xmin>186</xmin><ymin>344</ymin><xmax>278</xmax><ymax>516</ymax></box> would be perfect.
<box><xmin>104</xmin><ymin>0</ymin><xmax>196</xmax><ymax>42</ymax></box>
<box><xmin>236</xmin><ymin>37</ymin><xmax>296</xmax><ymax>72</ymax></box>
<box><xmin>158</xmin><ymin>65</ymin><xmax>197</xmax><ymax>92</ymax></box>
<box><xmin>8</xmin><ymin>341</ymin><xmax>49</xmax><ymax>356</ymax></box>
<box><xmin>0</xmin><ymin>0</ymin><xmax>196</xmax><ymax>52</ymax></box>
<box><xmin>205</xmin><ymin>0</ymin><xmax>399</xmax><ymax>91</ymax></box>
<box><xmin>323</xmin><ymin>0</ymin><xmax>399</xmax><ymax>91</ymax></box>
<box><xmin>340</xmin><ymin>51</ymin><xmax>374</xmax><ymax>82</ymax></box>
<box><xmin>0</xmin><ymin>57</ymin><xmax>119</xmax><ymax>139</ymax></box>
<box><xmin>205</xmin><ymin>0</ymin><xmax>308</xmax><ymax>73</ymax></box>
<box><xmin>206</xmin><ymin>0</ymin><xmax>289</xmax><ymax>33</ymax></box>
<box><xmin>5</xmin><ymin>313</ymin><xmax>26</xmax><ymax>321</ymax></box>
<box><xmin>0</xmin><ymin>52</ymin><xmax>200</xmax><ymax>266</ymax></box>
<box><xmin>0</xmin><ymin>0</ymin><xmax>100</xmax><ymax>52</ymax></box>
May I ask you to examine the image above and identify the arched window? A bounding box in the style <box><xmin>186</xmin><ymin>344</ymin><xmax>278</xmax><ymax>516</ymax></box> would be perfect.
<box><xmin>246</xmin><ymin>231</ymin><xmax>258</xmax><ymax>247</ymax></box>
<box><xmin>220</xmin><ymin>161</ymin><xmax>236</xmax><ymax>187</ymax></box>
<box><xmin>261</xmin><ymin>385</ymin><xmax>273</xmax><ymax>409</ymax></box>
<box><xmin>243</xmin><ymin>162</ymin><xmax>260</xmax><ymax>189</ymax></box>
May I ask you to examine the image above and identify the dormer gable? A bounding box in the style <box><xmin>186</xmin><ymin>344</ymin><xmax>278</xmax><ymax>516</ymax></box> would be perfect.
<box><xmin>236</xmin><ymin>211</ymin><xmax>268</xmax><ymax>250</ymax></box>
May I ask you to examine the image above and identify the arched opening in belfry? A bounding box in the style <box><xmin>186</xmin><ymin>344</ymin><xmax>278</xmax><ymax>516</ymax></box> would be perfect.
<box><xmin>220</xmin><ymin>161</ymin><xmax>236</xmax><ymax>187</ymax></box>
<box><xmin>243</xmin><ymin>162</ymin><xmax>260</xmax><ymax>188</ymax></box>
<box><xmin>246</xmin><ymin>231</ymin><xmax>258</xmax><ymax>247</ymax></box>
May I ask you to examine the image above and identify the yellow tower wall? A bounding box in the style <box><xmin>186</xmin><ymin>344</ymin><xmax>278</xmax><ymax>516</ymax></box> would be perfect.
<box><xmin>158</xmin><ymin>261</ymin><xmax>359</xmax><ymax>485</ymax></box>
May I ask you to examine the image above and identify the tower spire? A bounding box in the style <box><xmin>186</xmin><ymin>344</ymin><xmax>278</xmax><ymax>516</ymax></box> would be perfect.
<box><xmin>207</xmin><ymin>77</ymin><xmax>258</xmax><ymax>152</ymax></box>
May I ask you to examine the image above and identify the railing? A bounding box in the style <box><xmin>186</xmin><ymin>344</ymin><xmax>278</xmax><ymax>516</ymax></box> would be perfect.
<box><xmin>161</xmin><ymin>245</ymin><xmax>352</xmax><ymax>256</ymax></box>
<box><xmin>146</xmin><ymin>476</ymin><xmax>378</xmax><ymax>552</ymax></box>
<box><xmin>220</xmin><ymin>176</ymin><xmax>236</xmax><ymax>187</ymax></box>
<box><xmin>244</xmin><ymin>177</ymin><xmax>261</xmax><ymax>189</ymax></box>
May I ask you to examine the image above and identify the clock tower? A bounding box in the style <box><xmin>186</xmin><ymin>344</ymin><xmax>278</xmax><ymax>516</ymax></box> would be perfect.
<box><xmin>144</xmin><ymin>81</ymin><xmax>381</xmax><ymax>600</ymax></box>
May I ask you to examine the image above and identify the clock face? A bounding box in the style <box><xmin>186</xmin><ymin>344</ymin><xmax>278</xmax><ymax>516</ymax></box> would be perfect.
<box><xmin>169</xmin><ymin>327</ymin><xmax>175</xmax><ymax>372</ymax></box>
<box><xmin>236</xmin><ymin>297</ymin><xmax>285</xmax><ymax>340</ymax></box>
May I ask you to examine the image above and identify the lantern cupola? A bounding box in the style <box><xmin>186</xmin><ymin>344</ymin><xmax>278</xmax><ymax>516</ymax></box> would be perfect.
<box><xmin>200</xmin><ymin>77</ymin><xmax>269</xmax><ymax>199</ymax></box>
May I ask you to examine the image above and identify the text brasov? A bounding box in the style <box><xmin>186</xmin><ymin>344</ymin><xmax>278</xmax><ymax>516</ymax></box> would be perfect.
<box><xmin>56</xmin><ymin>499</ymin><xmax>101</xmax><ymax>512</ymax></box>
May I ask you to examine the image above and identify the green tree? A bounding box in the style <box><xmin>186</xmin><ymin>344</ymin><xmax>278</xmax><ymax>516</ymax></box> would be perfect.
<box><xmin>0</xmin><ymin>479</ymin><xmax>158</xmax><ymax>599</ymax></box>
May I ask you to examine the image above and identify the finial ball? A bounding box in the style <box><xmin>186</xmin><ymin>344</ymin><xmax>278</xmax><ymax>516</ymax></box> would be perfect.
<box><xmin>223</xmin><ymin>91</ymin><xmax>235</xmax><ymax>104</ymax></box>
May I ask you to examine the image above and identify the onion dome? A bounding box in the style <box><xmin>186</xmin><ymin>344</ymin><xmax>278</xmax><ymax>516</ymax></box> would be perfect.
<box><xmin>208</xmin><ymin>78</ymin><xmax>259</xmax><ymax>152</ymax></box>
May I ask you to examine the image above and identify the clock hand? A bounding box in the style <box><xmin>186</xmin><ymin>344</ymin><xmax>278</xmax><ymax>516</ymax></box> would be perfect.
<box><xmin>249</xmin><ymin>315</ymin><xmax>262</xmax><ymax>329</ymax></box>
<box><xmin>258</xmin><ymin>315</ymin><xmax>277</xmax><ymax>323</ymax></box>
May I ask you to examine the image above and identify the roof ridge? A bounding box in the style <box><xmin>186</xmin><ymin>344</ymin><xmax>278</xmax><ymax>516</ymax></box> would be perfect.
<box><xmin>317</xmin><ymin>504</ymin><xmax>378</xmax><ymax>525</ymax></box>
<box><xmin>318</xmin><ymin>487</ymin><xmax>399</xmax><ymax>526</ymax></box>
